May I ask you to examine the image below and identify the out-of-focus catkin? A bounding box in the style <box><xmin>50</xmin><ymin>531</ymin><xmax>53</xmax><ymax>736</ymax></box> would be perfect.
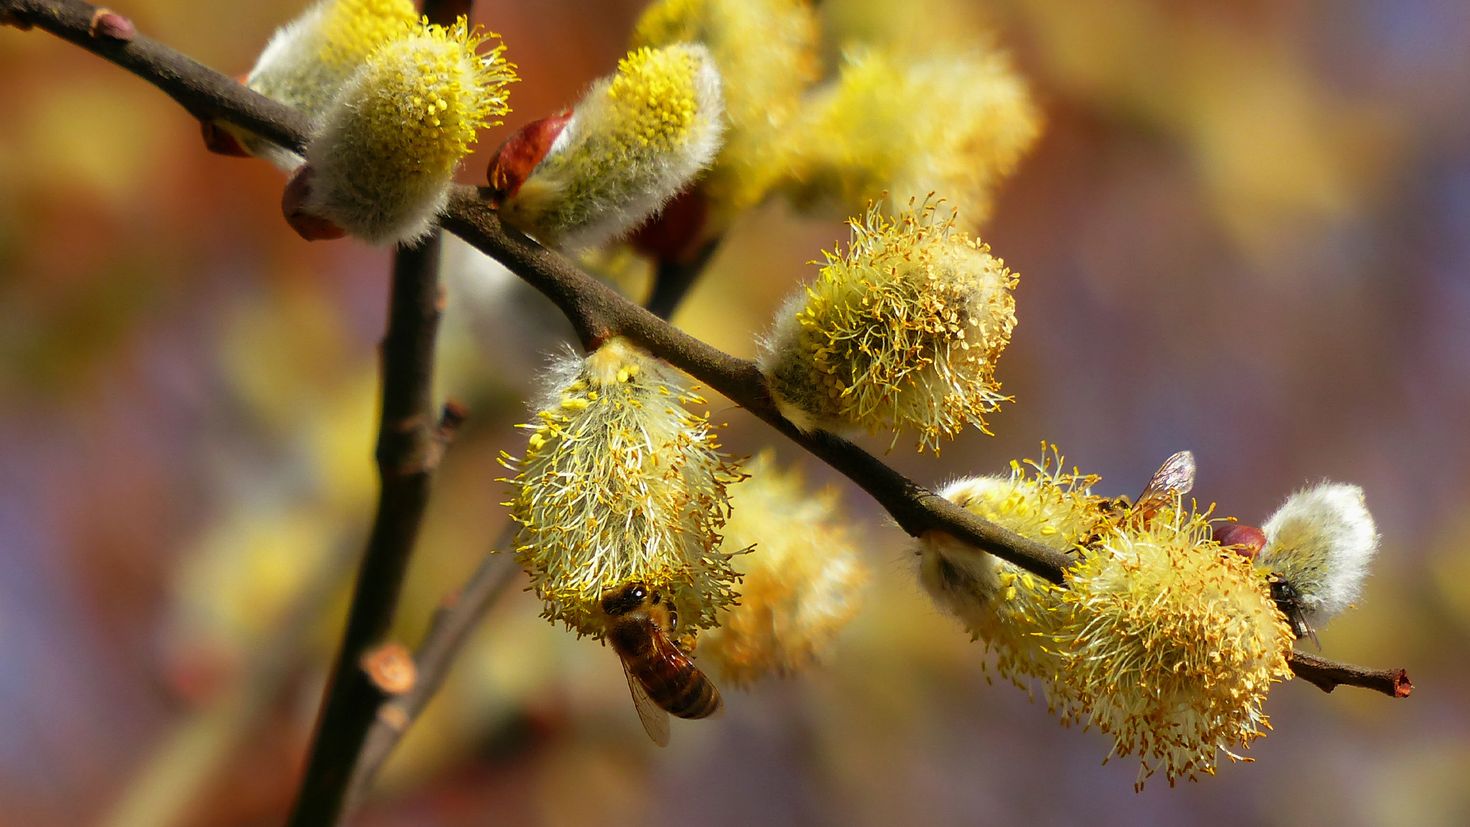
<box><xmin>699</xmin><ymin>452</ymin><xmax>869</xmax><ymax>686</ymax></box>
<box><xmin>779</xmin><ymin>47</ymin><xmax>1041</xmax><ymax>227</ymax></box>
<box><xmin>494</xmin><ymin>44</ymin><xmax>724</xmax><ymax>251</ymax></box>
<box><xmin>759</xmin><ymin>201</ymin><xmax>1017</xmax><ymax>453</ymax></box>
<box><xmin>630</xmin><ymin>0</ymin><xmax>820</xmax><ymax>229</ymax></box>
<box><xmin>501</xmin><ymin>338</ymin><xmax>743</xmax><ymax>636</ymax></box>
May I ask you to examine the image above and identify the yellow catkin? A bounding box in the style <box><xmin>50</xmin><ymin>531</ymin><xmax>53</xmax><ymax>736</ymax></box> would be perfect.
<box><xmin>1049</xmin><ymin>509</ymin><xmax>1296</xmax><ymax>789</ymax></box>
<box><xmin>916</xmin><ymin>447</ymin><xmax>1103</xmax><ymax>688</ymax></box>
<box><xmin>781</xmin><ymin>47</ymin><xmax>1041</xmax><ymax>227</ymax></box>
<box><xmin>700</xmin><ymin>452</ymin><xmax>869</xmax><ymax>686</ymax></box>
<box><xmin>918</xmin><ymin>446</ymin><xmax>1296</xmax><ymax>788</ymax></box>
<box><xmin>304</xmin><ymin>17</ymin><xmax>515</xmax><ymax>242</ymax></box>
<box><xmin>498</xmin><ymin>44</ymin><xmax>723</xmax><ymax>250</ymax></box>
<box><xmin>501</xmin><ymin>339</ymin><xmax>743</xmax><ymax>636</ymax></box>
<box><xmin>760</xmin><ymin>200</ymin><xmax>1017</xmax><ymax>452</ymax></box>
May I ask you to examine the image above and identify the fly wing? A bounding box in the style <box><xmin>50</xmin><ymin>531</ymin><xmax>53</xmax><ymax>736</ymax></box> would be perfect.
<box><xmin>1133</xmin><ymin>450</ymin><xmax>1196</xmax><ymax>519</ymax></box>
<box><xmin>621</xmin><ymin>659</ymin><xmax>670</xmax><ymax>747</ymax></box>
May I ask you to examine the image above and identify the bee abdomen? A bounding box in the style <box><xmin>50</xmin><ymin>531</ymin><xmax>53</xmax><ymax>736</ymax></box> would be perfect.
<box><xmin>637</xmin><ymin>658</ymin><xmax>723</xmax><ymax>719</ymax></box>
<box><xmin>665</xmin><ymin>670</ymin><xmax>722</xmax><ymax>719</ymax></box>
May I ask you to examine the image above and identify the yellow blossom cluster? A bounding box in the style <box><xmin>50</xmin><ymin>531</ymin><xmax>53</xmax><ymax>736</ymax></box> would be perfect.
<box><xmin>502</xmin><ymin>338</ymin><xmax>743</xmax><ymax>636</ymax></box>
<box><xmin>760</xmin><ymin>200</ymin><xmax>1017</xmax><ymax>452</ymax></box>
<box><xmin>497</xmin><ymin>44</ymin><xmax>724</xmax><ymax>250</ymax></box>
<box><xmin>699</xmin><ymin>452</ymin><xmax>869</xmax><ymax>685</ymax></box>
<box><xmin>303</xmin><ymin>17</ymin><xmax>514</xmax><ymax>242</ymax></box>
<box><xmin>918</xmin><ymin>448</ymin><xmax>1296</xmax><ymax>787</ymax></box>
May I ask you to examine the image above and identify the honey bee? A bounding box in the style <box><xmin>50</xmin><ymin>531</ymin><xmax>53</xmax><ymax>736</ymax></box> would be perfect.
<box><xmin>600</xmin><ymin>583</ymin><xmax>723</xmax><ymax>746</ymax></box>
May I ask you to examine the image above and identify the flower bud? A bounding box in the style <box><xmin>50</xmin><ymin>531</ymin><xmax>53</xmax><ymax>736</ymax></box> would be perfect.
<box><xmin>495</xmin><ymin>44</ymin><xmax>724</xmax><ymax>251</ymax></box>
<box><xmin>1213</xmin><ymin>522</ymin><xmax>1267</xmax><ymax>560</ymax></box>
<box><xmin>300</xmin><ymin>17</ymin><xmax>515</xmax><ymax>244</ymax></box>
<box><xmin>502</xmin><ymin>338</ymin><xmax>743</xmax><ymax>636</ymax></box>
<box><xmin>780</xmin><ymin>47</ymin><xmax>1041</xmax><ymax>226</ymax></box>
<box><xmin>759</xmin><ymin>200</ymin><xmax>1017</xmax><ymax>452</ymax></box>
<box><xmin>699</xmin><ymin>452</ymin><xmax>869</xmax><ymax>686</ymax></box>
<box><xmin>631</xmin><ymin>0</ymin><xmax>820</xmax><ymax>230</ymax></box>
<box><xmin>1257</xmin><ymin>482</ymin><xmax>1379</xmax><ymax>630</ymax></box>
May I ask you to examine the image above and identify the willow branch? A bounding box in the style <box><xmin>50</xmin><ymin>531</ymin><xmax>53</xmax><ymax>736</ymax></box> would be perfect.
<box><xmin>1</xmin><ymin>18</ymin><xmax>1407</xmax><ymax>804</ymax></box>
<box><xmin>1</xmin><ymin>0</ymin><xmax>311</xmax><ymax>151</ymax></box>
<box><xmin>280</xmin><ymin>238</ymin><xmax>455</xmax><ymax>827</ymax></box>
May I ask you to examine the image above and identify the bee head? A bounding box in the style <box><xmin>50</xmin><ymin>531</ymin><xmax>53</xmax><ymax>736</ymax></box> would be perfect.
<box><xmin>601</xmin><ymin>582</ymin><xmax>650</xmax><ymax>617</ymax></box>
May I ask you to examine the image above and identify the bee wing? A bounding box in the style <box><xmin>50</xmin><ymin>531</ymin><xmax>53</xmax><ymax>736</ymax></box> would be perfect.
<box><xmin>621</xmin><ymin>659</ymin><xmax>670</xmax><ymax>747</ymax></box>
<box><xmin>1133</xmin><ymin>450</ymin><xmax>1196</xmax><ymax>516</ymax></box>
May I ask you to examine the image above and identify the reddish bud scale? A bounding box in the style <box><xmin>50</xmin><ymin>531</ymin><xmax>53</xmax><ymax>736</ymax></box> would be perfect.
<box><xmin>89</xmin><ymin>9</ymin><xmax>136</xmax><ymax>42</ymax></box>
<box><xmin>360</xmin><ymin>642</ymin><xmax>416</xmax><ymax>695</ymax></box>
<box><xmin>200</xmin><ymin>76</ymin><xmax>253</xmax><ymax>157</ymax></box>
<box><xmin>628</xmin><ymin>185</ymin><xmax>710</xmax><ymax>263</ymax></box>
<box><xmin>1213</xmin><ymin>523</ymin><xmax>1267</xmax><ymax>561</ymax></box>
<box><xmin>282</xmin><ymin>165</ymin><xmax>346</xmax><ymax>241</ymax></box>
<box><xmin>486</xmin><ymin>109</ymin><xmax>572</xmax><ymax>202</ymax></box>
<box><xmin>200</xmin><ymin>121</ymin><xmax>250</xmax><ymax>157</ymax></box>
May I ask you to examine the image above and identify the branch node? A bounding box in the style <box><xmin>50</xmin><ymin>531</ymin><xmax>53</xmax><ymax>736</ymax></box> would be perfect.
<box><xmin>437</xmin><ymin>399</ymin><xmax>469</xmax><ymax>440</ymax></box>
<box><xmin>376</xmin><ymin>704</ymin><xmax>410</xmax><ymax>732</ymax></box>
<box><xmin>360</xmin><ymin>643</ymin><xmax>417</xmax><ymax>696</ymax></box>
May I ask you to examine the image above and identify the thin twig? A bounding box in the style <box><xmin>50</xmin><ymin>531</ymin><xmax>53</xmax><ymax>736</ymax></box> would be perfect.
<box><xmin>1287</xmin><ymin>650</ymin><xmax>1413</xmax><ymax>698</ymax></box>
<box><xmin>346</xmin><ymin>531</ymin><xmax>522</xmax><ymax>808</ymax></box>
<box><xmin>279</xmin><ymin>2</ymin><xmax>472</xmax><ymax>823</ymax></box>
<box><xmin>644</xmin><ymin>238</ymin><xmax>721</xmax><ymax>320</ymax></box>
<box><xmin>282</xmin><ymin>238</ymin><xmax>453</xmax><ymax>826</ymax></box>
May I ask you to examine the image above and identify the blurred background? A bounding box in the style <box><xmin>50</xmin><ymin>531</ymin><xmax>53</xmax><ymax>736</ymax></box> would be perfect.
<box><xmin>3</xmin><ymin>0</ymin><xmax>1469</xmax><ymax>824</ymax></box>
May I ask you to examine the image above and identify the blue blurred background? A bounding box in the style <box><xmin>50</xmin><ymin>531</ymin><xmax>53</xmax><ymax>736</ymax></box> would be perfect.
<box><xmin>2</xmin><ymin>0</ymin><xmax>1468</xmax><ymax>824</ymax></box>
